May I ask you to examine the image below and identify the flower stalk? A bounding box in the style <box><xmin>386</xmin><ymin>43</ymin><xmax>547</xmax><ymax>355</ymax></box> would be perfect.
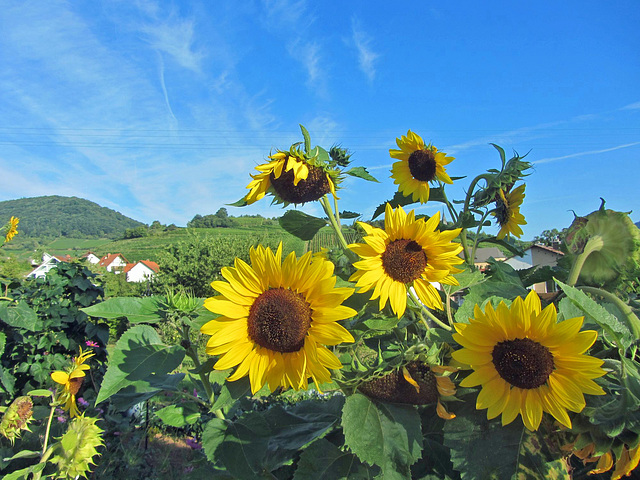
<box><xmin>567</xmin><ymin>235</ymin><xmax>605</xmax><ymax>286</ymax></box>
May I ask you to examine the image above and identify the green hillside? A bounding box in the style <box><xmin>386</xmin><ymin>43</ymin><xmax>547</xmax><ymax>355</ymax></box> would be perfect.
<box><xmin>0</xmin><ymin>196</ymin><xmax>145</xmax><ymax>239</ymax></box>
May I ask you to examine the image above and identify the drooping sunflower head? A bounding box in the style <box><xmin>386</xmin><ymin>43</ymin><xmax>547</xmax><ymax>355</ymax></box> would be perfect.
<box><xmin>358</xmin><ymin>361</ymin><xmax>457</xmax><ymax>419</ymax></box>
<box><xmin>349</xmin><ymin>203</ymin><xmax>463</xmax><ymax>318</ymax></box>
<box><xmin>0</xmin><ymin>396</ymin><xmax>33</xmax><ymax>444</ymax></box>
<box><xmin>51</xmin><ymin>348</ymin><xmax>95</xmax><ymax>418</ymax></box>
<box><xmin>493</xmin><ymin>183</ymin><xmax>527</xmax><ymax>240</ymax></box>
<box><xmin>3</xmin><ymin>216</ymin><xmax>19</xmax><ymax>243</ymax></box>
<box><xmin>201</xmin><ymin>243</ymin><xmax>356</xmax><ymax>394</ymax></box>
<box><xmin>389</xmin><ymin>130</ymin><xmax>454</xmax><ymax>204</ymax></box>
<box><xmin>452</xmin><ymin>290</ymin><xmax>606</xmax><ymax>431</ymax></box>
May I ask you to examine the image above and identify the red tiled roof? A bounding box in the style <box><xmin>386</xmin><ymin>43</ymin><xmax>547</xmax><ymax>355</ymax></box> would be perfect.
<box><xmin>123</xmin><ymin>263</ymin><xmax>136</xmax><ymax>273</ymax></box>
<box><xmin>139</xmin><ymin>260</ymin><xmax>159</xmax><ymax>273</ymax></box>
<box><xmin>99</xmin><ymin>253</ymin><xmax>128</xmax><ymax>267</ymax></box>
<box><xmin>53</xmin><ymin>254</ymin><xmax>72</xmax><ymax>262</ymax></box>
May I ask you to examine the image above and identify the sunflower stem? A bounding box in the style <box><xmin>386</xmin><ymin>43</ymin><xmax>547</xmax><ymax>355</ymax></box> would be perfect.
<box><xmin>438</xmin><ymin>181</ymin><xmax>459</xmax><ymax>223</ymax></box>
<box><xmin>566</xmin><ymin>235</ymin><xmax>605</xmax><ymax>286</ymax></box>
<box><xmin>577</xmin><ymin>286</ymin><xmax>640</xmax><ymax>340</ymax></box>
<box><xmin>409</xmin><ymin>288</ymin><xmax>452</xmax><ymax>331</ymax></box>
<box><xmin>320</xmin><ymin>195</ymin><xmax>358</xmax><ymax>262</ymax></box>
<box><xmin>41</xmin><ymin>402</ymin><xmax>56</xmax><ymax>458</ymax></box>
<box><xmin>469</xmin><ymin>210</ymin><xmax>493</xmax><ymax>268</ymax></box>
<box><xmin>32</xmin><ymin>446</ymin><xmax>56</xmax><ymax>480</ymax></box>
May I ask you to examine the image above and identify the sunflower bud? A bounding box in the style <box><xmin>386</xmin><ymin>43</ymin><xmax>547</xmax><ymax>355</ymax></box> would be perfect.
<box><xmin>358</xmin><ymin>361</ymin><xmax>439</xmax><ymax>405</ymax></box>
<box><xmin>0</xmin><ymin>396</ymin><xmax>33</xmax><ymax>444</ymax></box>
<box><xmin>50</xmin><ymin>415</ymin><xmax>104</xmax><ymax>479</ymax></box>
<box><xmin>564</xmin><ymin>200</ymin><xmax>640</xmax><ymax>287</ymax></box>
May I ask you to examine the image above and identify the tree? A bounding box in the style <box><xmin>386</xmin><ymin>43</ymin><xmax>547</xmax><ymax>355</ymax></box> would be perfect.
<box><xmin>215</xmin><ymin>208</ymin><xmax>229</xmax><ymax>219</ymax></box>
<box><xmin>533</xmin><ymin>228</ymin><xmax>567</xmax><ymax>247</ymax></box>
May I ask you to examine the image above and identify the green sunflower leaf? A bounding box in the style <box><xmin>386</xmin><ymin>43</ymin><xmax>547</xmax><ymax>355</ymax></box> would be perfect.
<box><xmin>279</xmin><ymin>210</ymin><xmax>328</xmax><ymax>241</ymax></box>
<box><xmin>345</xmin><ymin>166</ymin><xmax>379</xmax><ymax>183</ymax></box>
<box><xmin>95</xmin><ymin>325</ymin><xmax>185</xmax><ymax>405</ymax></box>
<box><xmin>81</xmin><ymin>296</ymin><xmax>165</xmax><ymax>324</ymax></box>
<box><xmin>228</xmin><ymin>197</ymin><xmax>249</xmax><ymax>207</ymax></box>
<box><xmin>155</xmin><ymin>403</ymin><xmax>201</xmax><ymax>428</ymax></box>
<box><xmin>342</xmin><ymin>393</ymin><xmax>423</xmax><ymax>479</ymax></box>
<box><xmin>300</xmin><ymin>124</ymin><xmax>312</xmax><ymax>154</ymax></box>
<box><xmin>554</xmin><ymin>279</ymin><xmax>632</xmax><ymax>351</ymax></box>
<box><xmin>294</xmin><ymin>438</ymin><xmax>380</xmax><ymax>479</ymax></box>
<box><xmin>371</xmin><ymin>191</ymin><xmax>417</xmax><ymax>220</ymax></box>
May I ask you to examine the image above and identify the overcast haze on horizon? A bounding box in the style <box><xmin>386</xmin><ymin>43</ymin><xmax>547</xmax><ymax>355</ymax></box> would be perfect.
<box><xmin>1</xmin><ymin>0</ymin><xmax>639</xmax><ymax>239</ymax></box>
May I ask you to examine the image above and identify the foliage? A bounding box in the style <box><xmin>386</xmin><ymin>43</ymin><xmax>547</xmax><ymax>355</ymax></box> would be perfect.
<box><xmin>0</xmin><ymin>262</ymin><xmax>108</xmax><ymax>403</ymax></box>
<box><xmin>0</xmin><ymin>195</ymin><xmax>145</xmax><ymax>239</ymax></box>
<box><xmin>187</xmin><ymin>209</ymin><xmax>238</xmax><ymax>229</ymax></box>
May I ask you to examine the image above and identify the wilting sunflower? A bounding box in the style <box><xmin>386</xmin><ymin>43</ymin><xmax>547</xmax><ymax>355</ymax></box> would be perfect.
<box><xmin>349</xmin><ymin>203</ymin><xmax>463</xmax><ymax>318</ymax></box>
<box><xmin>451</xmin><ymin>290</ymin><xmax>606</xmax><ymax>431</ymax></box>
<box><xmin>4</xmin><ymin>216</ymin><xmax>19</xmax><ymax>243</ymax></box>
<box><xmin>358</xmin><ymin>361</ymin><xmax>457</xmax><ymax>419</ymax></box>
<box><xmin>574</xmin><ymin>443</ymin><xmax>640</xmax><ymax>479</ymax></box>
<box><xmin>493</xmin><ymin>184</ymin><xmax>526</xmax><ymax>240</ymax></box>
<box><xmin>389</xmin><ymin>130</ymin><xmax>454</xmax><ymax>204</ymax></box>
<box><xmin>244</xmin><ymin>149</ymin><xmax>338</xmax><ymax>206</ymax></box>
<box><xmin>201</xmin><ymin>244</ymin><xmax>356</xmax><ymax>394</ymax></box>
<box><xmin>51</xmin><ymin>348</ymin><xmax>95</xmax><ymax>418</ymax></box>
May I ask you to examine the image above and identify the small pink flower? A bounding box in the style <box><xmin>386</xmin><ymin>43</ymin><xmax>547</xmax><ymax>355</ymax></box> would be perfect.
<box><xmin>77</xmin><ymin>397</ymin><xmax>89</xmax><ymax>407</ymax></box>
<box><xmin>85</xmin><ymin>340</ymin><xmax>99</xmax><ymax>348</ymax></box>
<box><xmin>185</xmin><ymin>438</ymin><xmax>202</xmax><ymax>450</ymax></box>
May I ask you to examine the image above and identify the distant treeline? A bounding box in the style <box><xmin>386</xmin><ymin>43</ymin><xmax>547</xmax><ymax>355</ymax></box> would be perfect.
<box><xmin>0</xmin><ymin>196</ymin><xmax>145</xmax><ymax>239</ymax></box>
<box><xmin>187</xmin><ymin>208</ymin><xmax>237</xmax><ymax>228</ymax></box>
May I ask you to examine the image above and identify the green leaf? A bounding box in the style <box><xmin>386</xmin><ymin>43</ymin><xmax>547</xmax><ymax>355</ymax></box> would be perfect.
<box><xmin>555</xmin><ymin>279</ymin><xmax>632</xmax><ymax>351</ymax></box>
<box><xmin>155</xmin><ymin>403</ymin><xmax>201</xmax><ymax>427</ymax></box>
<box><xmin>0</xmin><ymin>301</ymin><xmax>42</xmax><ymax>331</ymax></box>
<box><xmin>202</xmin><ymin>417</ymin><xmax>228</xmax><ymax>465</ymax></box>
<box><xmin>339</xmin><ymin>211</ymin><xmax>362</xmax><ymax>219</ymax></box>
<box><xmin>490</xmin><ymin>143</ymin><xmax>506</xmax><ymax>168</ymax></box>
<box><xmin>3</xmin><ymin>462</ymin><xmax>46</xmax><ymax>480</ymax></box>
<box><xmin>300</xmin><ymin>124</ymin><xmax>311</xmax><ymax>154</ymax></box>
<box><xmin>294</xmin><ymin>438</ymin><xmax>379</xmax><ymax>479</ymax></box>
<box><xmin>454</xmin><ymin>279</ymin><xmax>527</xmax><ymax>324</ymax></box>
<box><xmin>228</xmin><ymin>197</ymin><xmax>249</xmax><ymax>207</ymax></box>
<box><xmin>95</xmin><ymin>325</ymin><xmax>185</xmax><ymax>405</ymax></box>
<box><xmin>108</xmin><ymin>374</ymin><xmax>185</xmax><ymax>411</ymax></box>
<box><xmin>217</xmin><ymin>397</ymin><xmax>345</xmax><ymax>479</ymax></box>
<box><xmin>0</xmin><ymin>366</ymin><xmax>16</xmax><ymax>396</ymax></box>
<box><xmin>27</xmin><ymin>389</ymin><xmax>54</xmax><ymax>397</ymax></box>
<box><xmin>443</xmin><ymin>402</ymin><xmax>571</xmax><ymax>479</ymax></box>
<box><xmin>443</xmin><ymin>267</ymin><xmax>485</xmax><ymax>297</ymax></box>
<box><xmin>81</xmin><ymin>297</ymin><xmax>165</xmax><ymax>324</ymax></box>
<box><xmin>477</xmin><ymin>238</ymin><xmax>525</xmax><ymax>257</ymax></box>
<box><xmin>279</xmin><ymin>210</ymin><xmax>327</xmax><ymax>241</ymax></box>
<box><xmin>4</xmin><ymin>450</ymin><xmax>40</xmax><ymax>460</ymax></box>
<box><xmin>345</xmin><ymin>167</ymin><xmax>379</xmax><ymax>183</ymax></box>
<box><xmin>342</xmin><ymin>393</ymin><xmax>423</xmax><ymax>479</ymax></box>
<box><xmin>0</xmin><ymin>332</ymin><xmax>5</xmax><ymax>357</ymax></box>
<box><xmin>372</xmin><ymin>191</ymin><xmax>417</xmax><ymax>220</ymax></box>
<box><xmin>212</xmin><ymin>375</ymin><xmax>252</xmax><ymax>411</ymax></box>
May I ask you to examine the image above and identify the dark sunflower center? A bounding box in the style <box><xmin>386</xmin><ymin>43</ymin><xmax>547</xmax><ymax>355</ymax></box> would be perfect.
<box><xmin>69</xmin><ymin>377</ymin><xmax>84</xmax><ymax>396</ymax></box>
<box><xmin>492</xmin><ymin>338</ymin><xmax>554</xmax><ymax>389</ymax></box>
<box><xmin>495</xmin><ymin>196</ymin><xmax>510</xmax><ymax>225</ymax></box>
<box><xmin>270</xmin><ymin>159</ymin><xmax>331</xmax><ymax>204</ymax></box>
<box><xmin>381</xmin><ymin>239</ymin><xmax>427</xmax><ymax>283</ymax></box>
<box><xmin>408</xmin><ymin>149</ymin><xmax>437</xmax><ymax>182</ymax></box>
<box><xmin>358</xmin><ymin>361</ymin><xmax>439</xmax><ymax>405</ymax></box>
<box><xmin>247</xmin><ymin>287</ymin><xmax>312</xmax><ymax>353</ymax></box>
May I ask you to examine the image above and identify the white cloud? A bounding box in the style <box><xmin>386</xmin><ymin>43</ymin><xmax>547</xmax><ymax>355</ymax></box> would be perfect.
<box><xmin>533</xmin><ymin>142</ymin><xmax>640</xmax><ymax>165</ymax></box>
<box><xmin>350</xmin><ymin>18</ymin><xmax>379</xmax><ymax>83</ymax></box>
<box><xmin>621</xmin><ymin>101</ymin><xmax>640</xmax><ymax>110</ymax></box>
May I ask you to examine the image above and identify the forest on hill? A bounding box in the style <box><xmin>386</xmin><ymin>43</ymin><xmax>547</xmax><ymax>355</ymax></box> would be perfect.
<box><xmin>0</xmin><ymin>196</ymin><xmax>146</xmax><ymax>239</ymax></box>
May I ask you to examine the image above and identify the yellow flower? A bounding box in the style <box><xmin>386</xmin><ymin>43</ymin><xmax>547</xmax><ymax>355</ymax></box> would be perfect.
<box><xmin>349</xmin><ymin>203</ymin><xmax>463</xmax><ymax>318</ymax></box>
<box><xmin>4</xmin><ymin>216</ymin><xmax>19</xmax><ymax>243</ymax></box>
<box><xmin>245</xmin><ymin>150</ymin><xmax>337</xmax><ymax>205</ymax></box>
<box><xmin>451</xmin><ymin>290</ymin><xmax>606</xmax><ymax>431</ymax></box>
<box><xmin>390</xmin><ymin>130</ymin><xmax>454</xmax><ymax>203</ymax></box>
<box><xmin>493</xmin><ymin>184</ymin><xmax>527</xmax><ymax>240</ymax></box>
<box><xmin>201</xmin><ymin>244</ymin><xmax>356</xmax><ymax>394</ymax></box>
<box><xmin>51</xmin><ymin>348</ymin><xmax>95</xmax><ymax>418</ymax></box>
<box><xmin>570</xmin><ymin>439</ymin><xmax>640</xmax><ymax>479</ymax></box>
<box><xmin>358</xmin><ymin>361</ymin><xmax>457</xmax><ymax>420</ymax></box>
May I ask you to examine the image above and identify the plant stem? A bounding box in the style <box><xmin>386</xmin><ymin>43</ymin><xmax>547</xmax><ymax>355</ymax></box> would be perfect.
<box><xmin>320</xmin><ymin>195</ymin><xmax>358</xmax><ymax>262</ymax></box>
<box><xmin>470</xmin><ymin>210</ymin><xmax>493</xmax><ymax>268</ymax></box>
<box><xmin>566</xmin><ymin>235</ymin><xmax>604</xmax><ymax>286</ymax></box>
<box><xmin>41</xmin><ymin>403</ymin><xmax>56</xmax><ymax>457</ymax></box>
<box><xmin>578</xmin><ymin>286</ymin><xmax>640</xmax><ymax>340</ymax></box>
<box><xmin>408</xmin><ymin>288</ymin><xmax>452</xmax><ymax>331</ymax></box>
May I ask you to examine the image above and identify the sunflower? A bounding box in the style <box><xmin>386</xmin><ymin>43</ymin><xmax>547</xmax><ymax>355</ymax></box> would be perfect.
<box><xmin>390</xmin><ymin>130</ymin><xmax>454</xmax><ymax>204</ymax></box>
<box><xmin>4</xmin><ymin>216</ymin><xmax>19</xmax><ymax>243</ymax></box>
<box><xmin>451</xmin><ymin>290</ymin><xmax>606</xmax><ymax>431</ymax></box>
<box><xmin>51</xmin><ymin>348</ymin><xmax>95</xmax><ymax>418</ymax></box>
<box><xmin>493</xmin><ymin>184</ymin><xmax>526</xmax><ymax>240</ymax></box>
<box><xmin>349</xmin><ymin>203</ymin><xmax>463</xmax><ymax>318</ymax></box>
<box><xmin>358</xmin><ymin>361</ymin><xmax>457</xmax><ymax>419</ymax></box>
<box><xmin>244</xmin><ymin>150</ymin><xmax>337</xmax><ymax>206</ymax></box>
<box><xmin>201</xmin><ymin>244</ymin><xmax>356</xmax><ymax>394</ymax></box>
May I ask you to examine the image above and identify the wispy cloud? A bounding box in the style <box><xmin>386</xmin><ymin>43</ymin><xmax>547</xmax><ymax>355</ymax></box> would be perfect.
<box><xmin>533</xmin><ymin>142</ymin><xmax>640</xmax><ymax>165</ymax></box>
<box><xmin>287</xmin><ymin>40</ymin><xmax>322</xmax><ymax>88</ymax></box>
<box><xmin>350</xmin><ymin>18</ymin><xmax>379</xmax><ymax>83</ymax></box>
<box><xmin>621</xmin><ymin>101</ymin><xmax>640</xmax><ymax>110</ymax></box>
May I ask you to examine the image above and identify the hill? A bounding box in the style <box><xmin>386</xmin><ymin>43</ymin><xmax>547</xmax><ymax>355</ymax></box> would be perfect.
<box><xmin>0</xmin><ymin>196</ymin><xmax>145</xmax><ymax>239</ymax></box>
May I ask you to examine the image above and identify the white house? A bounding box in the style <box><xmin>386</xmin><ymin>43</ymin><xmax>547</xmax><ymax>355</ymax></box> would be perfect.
<box><xmin>28</xmin><ymin>253</ymin><xmax>71</xmax><ymax>279</ymax></box>
<box><xmin>124</xmin><ymin>260</ymin><xmax>159</xmax><ymax>282</ymax></box>
<box><xmin>504</xmin><ymin>244</ymin><xmax>564</xmax><ymax>294</ymax></box>
<box><xmin>99</xmin><ymin>253</ymin><xmax>129</xmax><ymax>273</ymax></box>
<box><xmin>81</xmin><ymin>252</ymin><xmax>101</xmax><ymax>264</ymax></box>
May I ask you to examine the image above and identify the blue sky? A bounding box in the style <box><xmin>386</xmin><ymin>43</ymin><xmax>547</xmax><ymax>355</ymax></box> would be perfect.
<box><xmin>1</xmin><ymin>0</ymin><xmax>638</xmax><ymax>239</ymax></box>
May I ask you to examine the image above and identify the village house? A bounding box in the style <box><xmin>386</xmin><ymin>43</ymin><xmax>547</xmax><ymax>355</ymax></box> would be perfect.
<box><xmin>28</xmin><ymin>253</ymin><xmax>72</xmax><ymax>279</ymax></box>
<box><xmin>99</xmin><ymin>253</ymin><xmax>129</xmax><ymax>273</ymax></box>
<box><xmin>80</xmin><ymin>252</ymin><xmax>101</xmax><ymax>264</ymax></box>
<box><xmin>504</xmin><ymin>244</ymin><xmax>564</xmax><ymax>294</ymax></box>
<box><xmin>461</xmin><ymin>247</ymin><xmax>507</xmax><ymax>272</ymax></box>
<box><xmin>123</xmin><ymin>260</ymin><xmax>160</xmax><ymax>283</ymax></box>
